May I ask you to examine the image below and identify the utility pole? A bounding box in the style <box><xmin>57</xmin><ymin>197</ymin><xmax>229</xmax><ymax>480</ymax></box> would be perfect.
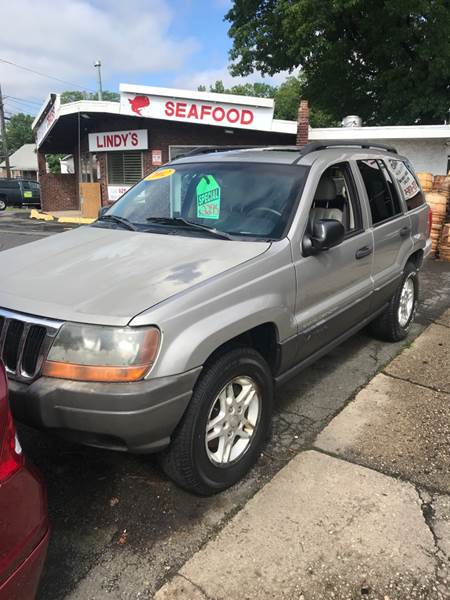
<box><xmin>0</xmin><ymin>84</ymin><xmax>11</xmax><ymax>178</ymax></box>
<box><xmin>94</xmin><ymin>60</ymin><xmax>103</xmax><ymax>101</ymax></box>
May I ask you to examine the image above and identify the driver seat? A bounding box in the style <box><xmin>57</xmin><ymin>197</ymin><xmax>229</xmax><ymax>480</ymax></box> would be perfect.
<box><xmin>309</xmin><ymin>175</ymin><xmax>343</xmax><ymax>232</ymax></box>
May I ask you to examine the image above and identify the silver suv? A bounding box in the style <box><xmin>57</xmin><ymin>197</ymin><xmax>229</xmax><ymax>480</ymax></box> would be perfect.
<box><xmin>0</xmin><ymin>142</ymin><xmax>431</xmax><ymax>495</ymax></box>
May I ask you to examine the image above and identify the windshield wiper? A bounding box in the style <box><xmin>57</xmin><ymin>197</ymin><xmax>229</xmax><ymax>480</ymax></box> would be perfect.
<box><xmin>146</xmin><ymin>217</ymin><xmax>232</xmax><ymax>240</ymax></box>
<box><xmin>97</xmin><ymin>214</ymin><xmax>138</xmax><ymax>231</ymax></box>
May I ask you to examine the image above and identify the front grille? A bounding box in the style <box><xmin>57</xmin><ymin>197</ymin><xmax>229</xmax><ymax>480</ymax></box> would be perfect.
<box><xmin>0</xmin><ymin>309</ymin><xmax>63</xmax><ymax>382</ymax></box>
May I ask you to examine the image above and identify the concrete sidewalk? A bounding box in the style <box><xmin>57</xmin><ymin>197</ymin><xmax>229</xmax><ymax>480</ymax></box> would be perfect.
<box><xmin>155</xmin><ymin>309</ymin><xmax>450</xmax><ymax>600</ymax></box>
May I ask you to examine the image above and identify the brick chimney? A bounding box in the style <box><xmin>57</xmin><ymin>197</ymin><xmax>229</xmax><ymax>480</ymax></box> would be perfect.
<box><xmin>296</xmin><ymin>100</ymin><xmax>310</xmax><ymax>146</ymax></box>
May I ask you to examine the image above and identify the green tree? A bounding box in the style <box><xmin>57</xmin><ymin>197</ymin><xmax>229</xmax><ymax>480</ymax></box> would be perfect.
<box><xmin>198</xmin><ymin>77</ymin><xmax>336</xmax><ymax>126</ymax></box>
<box><xmin>60</xmin><ymin>90</ymin><xmax>119</xmax><ymax>104</ymax></box>
<box><xmin>274</xmin><ymin>75</ymin><xmax>337</xmax><ymax>125</ymax></box>
<box><xmin>226</xmin><ymin>0</ymin><xmax>450</xmax><ymax>125</ymax></box>
<box><xmin>5</xmin><ymin>113</ymin><xmax>34</xmax><ymax>154</ymax></box>
<box><xmin>46</xmin><ymin>154</ymin><xmax>64</xmax><ymax>174</ymax></box>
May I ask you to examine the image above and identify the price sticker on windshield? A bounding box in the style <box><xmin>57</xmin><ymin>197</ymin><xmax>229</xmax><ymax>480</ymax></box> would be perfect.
<box><xmin>145</xmin><ymin>168</ymin><xmax>175</xmax><ymax>181</ymax></box>
<box><xmin>196</xmin><ymin>175</ymin><xmax>221</xmax><ymax>220</ymax></box>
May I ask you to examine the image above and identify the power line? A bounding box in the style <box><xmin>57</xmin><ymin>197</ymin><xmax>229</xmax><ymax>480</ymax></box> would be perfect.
<box><xmin>0</xmin><ymin>57</ymin><xmax>96</xmax><ymax>93</ymax></box>
<box><xmin>5</xmin><ymin>95</ymin><xmax>42</xmax><ymax>106</ymax></box>
<box><xmin>5</xmin><ymin>98</ymin><xmax>40</xmax><ymax>113</ymax></box>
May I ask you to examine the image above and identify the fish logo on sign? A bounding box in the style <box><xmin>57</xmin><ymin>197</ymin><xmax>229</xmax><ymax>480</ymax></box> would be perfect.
<box><xmin>128</xmin><ymin>95</ymin><xmax>150</xmax><ymax>115</ymax></box>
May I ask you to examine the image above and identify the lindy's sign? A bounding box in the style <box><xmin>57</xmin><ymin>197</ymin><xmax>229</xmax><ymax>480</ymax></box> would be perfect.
<box><xmin>120</xmin><ymin>84</ymin><xmax>274</xmax><ymax>131</ymax></box>
<box><xmin>89</xmin><ymin>129</ymin><xmax>148</xmax><ymax>152</ymax></box>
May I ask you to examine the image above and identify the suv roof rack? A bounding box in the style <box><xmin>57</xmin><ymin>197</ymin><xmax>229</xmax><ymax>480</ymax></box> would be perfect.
<box><xmin>179</xmin><ymin>146</ymin><xmax>255</xmax><ymax>158</ymax></box>
<box><xmin>178</xmin><ymin>145</ymin><xmax>304</xmax><ymax>159</ymax></box>
<box><xmin>293</xmin><ymin>140</ymin><xmax>398</xmax><ymax>163</ymax></box>
<box><xmin>177</xmin><ymin>141</ymin><xmax>398</xmax><ymax>162</ymax></box>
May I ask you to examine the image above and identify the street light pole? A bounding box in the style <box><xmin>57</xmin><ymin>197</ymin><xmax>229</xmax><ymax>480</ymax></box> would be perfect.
<box><xmin>94</xmin><ymin>60</ymin><xmax>103</xmax><ymax>101</ymax></box>
<box><xmin>0</xmin><ymin>84</ymin><xmax>11</xmax><ymax>178</ymax></box>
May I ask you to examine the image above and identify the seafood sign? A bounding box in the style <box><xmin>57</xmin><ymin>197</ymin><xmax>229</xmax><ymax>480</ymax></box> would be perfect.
<box><xmin>120</xmin><ymin>85</ymin><xmax>275</xmax><ymax>132</ymax></box>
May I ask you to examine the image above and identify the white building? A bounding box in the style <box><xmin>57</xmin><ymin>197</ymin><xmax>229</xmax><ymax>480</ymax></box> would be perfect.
<box><xmin>0</xmin><ymin>143</ymin><xmax>38</xmax><ymax>179</ymax></box>
<box><xmin>309</xmin><ymin>124</ymin><xmax>450</xmax><ymax>175</ymax></box>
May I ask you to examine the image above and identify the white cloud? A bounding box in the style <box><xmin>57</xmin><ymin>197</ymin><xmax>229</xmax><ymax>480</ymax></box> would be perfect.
<box><xmin>0</xmin><ymin>0</ymin><xmax>199</xmax><ymax>108</ymax></box>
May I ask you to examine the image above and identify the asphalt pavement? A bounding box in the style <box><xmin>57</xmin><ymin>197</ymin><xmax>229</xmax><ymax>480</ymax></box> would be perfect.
<box><xmin>1</xmin><ymin>212</ymin><xmax>450</xmax><ymax>599</ymax></box>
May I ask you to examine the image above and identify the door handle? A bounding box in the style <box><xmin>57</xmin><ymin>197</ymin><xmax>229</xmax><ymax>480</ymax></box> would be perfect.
<box><xmin>399</xmin><ymin>226</ymin><xmax>411</xmax><ymax>237</ymax></box>
<box><xmin>355</xmin><ymin>246</ymin><xmax>372</xmax><ymax>259</ymax></box>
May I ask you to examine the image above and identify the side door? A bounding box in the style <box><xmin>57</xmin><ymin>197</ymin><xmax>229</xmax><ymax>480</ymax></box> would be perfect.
<box><xmin>291</xmin><ymin>160</ymin><xmax>374</xmax><ymax>362</ymax></box>
<box><xmin>12</xmin><ymin>181</ymin><xmax>21</xmax><ymax>204</ymax></box>
<box><xmin>355</xmin><ymin>158</ymin><xmax>413</xmax><ymax>311</ymax></box>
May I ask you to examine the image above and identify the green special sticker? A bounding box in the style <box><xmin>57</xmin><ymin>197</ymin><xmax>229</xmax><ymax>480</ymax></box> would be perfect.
<box><xmin>23</xmin><ymin>191</ymin><xmax>32</xmax><ymax>198</ymax></box>
<box><xmin>196</xmin><ymin>175</ymin><xmax>221</xmax><ymax>220</ymax></box>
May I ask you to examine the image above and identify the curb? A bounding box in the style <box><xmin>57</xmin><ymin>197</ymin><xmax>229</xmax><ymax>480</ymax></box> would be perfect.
<box><xmin>29</xmin><ymin>209</ymin><xmax>95</xmax><ymax>225</ymax></box>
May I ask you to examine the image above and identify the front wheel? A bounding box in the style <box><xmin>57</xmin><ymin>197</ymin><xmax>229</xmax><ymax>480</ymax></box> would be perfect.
<box><xmin>159</xmin><ymin>347</ymin><xmax>273</xmax><ymax>495</ymax></box>
<box><xmin>0</xmin><ymin>197</ymin><xmax>6</xmax><ymax>211</ymax></box>
<box><xmin>369</xmin><ymin>261</ymin><xmax>419</xmax><ymax>342</ymax></box>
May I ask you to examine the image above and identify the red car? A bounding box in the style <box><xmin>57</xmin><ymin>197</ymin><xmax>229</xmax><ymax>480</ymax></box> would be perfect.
<box><xmin>0</xmin><ymin>362</ymin><xmax>49</xmax><ymax>600</ymax></box>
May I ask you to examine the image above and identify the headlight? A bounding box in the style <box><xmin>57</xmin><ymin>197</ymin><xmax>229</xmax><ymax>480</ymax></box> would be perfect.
<box><xmin>43</xmin><ymin>323</ymin><xmax>160</xmax><ymax>382</ymax></box>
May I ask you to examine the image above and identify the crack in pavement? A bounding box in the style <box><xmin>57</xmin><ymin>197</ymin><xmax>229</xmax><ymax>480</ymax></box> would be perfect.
<box><xmin>177</xmin><ymin>573</ymin><xmax>213</xmax><ymax>600</ymax></box>
<box><xmin>416</xmin><ymin>488</ymin><xmax>449</xmax><ymax>595</ymax></box>
<box><xmin>381</xmin><ymin>371</ymin><xmax>449</xmax><ymax>396</ymax></box>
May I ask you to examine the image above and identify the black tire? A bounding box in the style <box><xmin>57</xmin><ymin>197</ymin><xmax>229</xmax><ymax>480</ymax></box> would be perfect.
<box><xmin>0</xmin><ymin>197</ymin><xmax>6</xmax><ymax>211</ymax></box>
<box><xmin>159</xmin><ymin>347</ymin><xmax>273</xmax><ymax>496</ymax></box>
<box><xmin>369</xmin><ymin>261</ymin><xmax>419</xmax><ymax>342</ymax></box>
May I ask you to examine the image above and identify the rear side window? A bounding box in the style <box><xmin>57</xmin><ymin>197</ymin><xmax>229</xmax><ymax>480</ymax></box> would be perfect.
<box><xmin>357</xmin><ymin>159</ymin><xmax>402</xmax><ymax>225</ymax></box>
<box><xmin>387</xmin><ymin>159</ymin><xmax>425</xmax><ymax>211</ymax></box>
<box><xmin>0</xmin><ymin>180</ymin><xmax>19</xmax><ymax>189</ymax></box>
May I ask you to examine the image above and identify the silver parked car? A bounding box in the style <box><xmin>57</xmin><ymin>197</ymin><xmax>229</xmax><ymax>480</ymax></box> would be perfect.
<box><xmin>0</xmin><ymin>142</ymin><xmax>431</xmax><ymax>494</ymax></box>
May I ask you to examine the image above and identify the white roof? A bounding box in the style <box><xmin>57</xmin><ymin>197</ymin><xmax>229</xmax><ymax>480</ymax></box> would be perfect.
<box><xmin>31</xmin><ymin>85</ymin><xmax>450</xmax><ymax>147</ymax></box>
<box><xmin>0</xmin><ymin>143</ymin><xmax>38</xmax><ymax>170</ymax></box>
<box><xmin>310</xmin><ymin>124</ymin><xmax>450</xmax><ymax>140</ymax></box>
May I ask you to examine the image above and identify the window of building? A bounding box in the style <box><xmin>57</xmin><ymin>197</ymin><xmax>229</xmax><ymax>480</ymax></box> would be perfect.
<box><xmin>357</xmin><ymin>159</ymin><xmax>402</xmax><ymax>225</ymax></box>
<box><xmin>387</xmin><ymin>159</ymin><xmax>425</xmax><ymax>211</ymax></box>
<box><xmin>107</xmin><ymin>151</ymin><xmax>143</xmax><ymax>185</ymax></box>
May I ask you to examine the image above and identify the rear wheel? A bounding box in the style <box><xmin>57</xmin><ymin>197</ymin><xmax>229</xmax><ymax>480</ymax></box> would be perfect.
<box><xmin>160</xmin><ymin>347</ymin><xmax>273</xmax><ymax>495</ymax></box>
<box><xmin>369</xmin><ymin>261</ymin><xmax>419</xmax><ymax>342</ymax></box>
<box><xmin>0</xmin><ymin>197</ymin><xmax>6</xmax><ymax>211</ymax></box>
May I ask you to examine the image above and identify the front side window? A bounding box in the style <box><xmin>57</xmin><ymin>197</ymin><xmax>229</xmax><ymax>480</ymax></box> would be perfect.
<box><xmin>388</xmin><ymin>159</ymin><xmax>425</xmax><ymax>211</ymax></box>
<box><xmin>308</xmin><ymin>162</ymin><xmax>362</xmax><ymax>236</ymax></box>
<box><xmin>106</xmin><ymin>162</ymin><xmax>307</xmax><ymax>240</ymax></box>
<box><xmin>357</xmin><ymin>159</ymin><xmax>402</xmax><ymax>225</ymax></box>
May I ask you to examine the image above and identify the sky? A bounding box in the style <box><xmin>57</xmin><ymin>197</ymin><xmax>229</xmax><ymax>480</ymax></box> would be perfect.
<box><xmin>0</xmin><ymin>0</ymin><xmax>285</xmax><ymax>117</ymax></box>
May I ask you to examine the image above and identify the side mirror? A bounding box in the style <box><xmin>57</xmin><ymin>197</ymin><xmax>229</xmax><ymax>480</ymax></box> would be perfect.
<box><xmin>303</xmin><ymin>219</ymin><xmax>345</xmax><ymax>256</ymax></box>
<box><xmin>98</xmin><ymin>205</ymin><xmax>109</xmax><ymax>219</ymax></box>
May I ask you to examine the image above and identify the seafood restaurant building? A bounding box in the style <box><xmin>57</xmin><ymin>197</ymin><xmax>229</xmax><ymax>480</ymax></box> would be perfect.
<box><xmin>32</xmin><ymin>84</ymin><xmax>300</xmax><ymax>214</ymax></box>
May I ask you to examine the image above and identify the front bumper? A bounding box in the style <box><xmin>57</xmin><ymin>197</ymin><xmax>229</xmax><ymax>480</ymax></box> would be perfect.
<box><xmin>8</xmin><ymin>368</ymin><xmax>202</xmax><ymax>453</ymax></box>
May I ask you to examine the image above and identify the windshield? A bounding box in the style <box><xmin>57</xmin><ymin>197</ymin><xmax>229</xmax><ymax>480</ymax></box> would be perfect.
<box><xmin>104</xmin><ymin>162</ymin><xmax>307</xmax><ymax>239</ymax></box>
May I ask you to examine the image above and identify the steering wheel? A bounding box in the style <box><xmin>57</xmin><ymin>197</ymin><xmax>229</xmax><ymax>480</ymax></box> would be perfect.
<box><xmin>247</xmin><ymin>206</ymin><xmax>282</xmax><ymax>218</ymax></box>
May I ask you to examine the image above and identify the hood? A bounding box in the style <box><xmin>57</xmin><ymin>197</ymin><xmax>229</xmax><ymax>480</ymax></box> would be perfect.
<box><xmin>0</xmin><ymin>226</ymin><xmax>269</xmax><ymax>326</ymax></box>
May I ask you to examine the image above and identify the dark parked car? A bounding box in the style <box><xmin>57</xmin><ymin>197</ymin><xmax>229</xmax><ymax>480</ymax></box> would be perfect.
<box><xmin>0</xmin><ymin>179</ymin><xmax>41</xmax><ymax>210</ymax></box>
<box><xmin>0</xmin><ymin>361</ymin><xmax>49</xmax><ymax>600</ymax></box>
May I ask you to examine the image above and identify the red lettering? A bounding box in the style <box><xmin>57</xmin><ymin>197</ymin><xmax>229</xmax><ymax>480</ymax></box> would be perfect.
<box><xmin>200</xmin><ymin>105</ymin><xmax>212</xmax><ymax>120</ymax></box>
<box><xmin>240</xmin><ymin>109</ymin><xmax>254</xmax><ymax>125</ymax></box>
<box><xmin>227</xmin><ymin>108</ymin><xmax>239</xmax><ymax>124</ymax></box>
<box><xmin>175</xmin><ymin>102</ymin><xmax>187</xmax><ymax>117</ymax></box>
<box><xmin>187</xmin><ymin>104</ymin><xmax>199</xmax><ymax>119</ymax></box>
<box><xmin>131</xmin><ymin>132</ymin><xmax>138</xmax><ymax>146</ymax></box>
<box><xmin>121</xmin><ymin>133</ymin><xmax>129</xmax><ymax>146</ymax></box>
<box><xmin>96</xmin><ymin>135</ymin><xmax>104</xmax><ymax>148</ymax></box>
<box><xmin>114</xmin><ymin>134</ymin><xmax>122</xmax><ymax>147</ymax></box>
<box><xmin>212</xmin><ymin>106</ymin><xmax>225</xmax><ymax>122</ymax></box>
<box><xmin>165</xmin><ymin>101</ymin><xmax>175</xmax><ymax>116</ymax></box>
<box><xmin>106</xmin><ymin>134</ymin><xmax>114</xmax><ymax>147</ymax></box>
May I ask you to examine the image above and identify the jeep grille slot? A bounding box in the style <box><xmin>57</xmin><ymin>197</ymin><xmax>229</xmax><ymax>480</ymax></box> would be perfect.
<box><xmin>0</xmin><ymin>309</ymin><xmax>63</xmax><ymax>383</ymax></box>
